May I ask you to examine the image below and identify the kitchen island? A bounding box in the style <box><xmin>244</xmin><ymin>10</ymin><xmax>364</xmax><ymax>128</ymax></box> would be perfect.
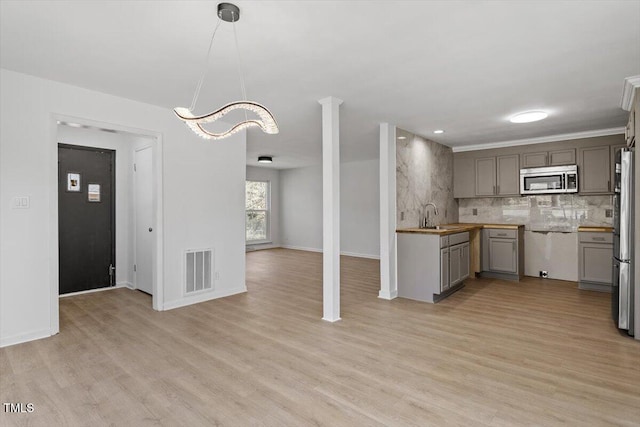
<box><xmin>397</xmin><ymin>223</ymin><xmax>524</xmax><ymax>303</ymax></box>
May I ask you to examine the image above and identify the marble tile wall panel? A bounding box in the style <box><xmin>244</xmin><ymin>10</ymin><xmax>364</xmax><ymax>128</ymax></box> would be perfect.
<box><xmin>458</xmin><ymin>195</ymin><xmax>613</xmax><ymax>232</ymax></box>
<box><xmin>396</xmin><ymin>130</ymin><xmax>458</xmax><ymax>229</ymax></box>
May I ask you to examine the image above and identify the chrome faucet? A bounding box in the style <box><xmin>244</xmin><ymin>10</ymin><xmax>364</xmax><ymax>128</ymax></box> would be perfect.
<box><xmin>420</xmin><ymin>202</ymin><xmax>439</xmax><ymax>228</ymax></box>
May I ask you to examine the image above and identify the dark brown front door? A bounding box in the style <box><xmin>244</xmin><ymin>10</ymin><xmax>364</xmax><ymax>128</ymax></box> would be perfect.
<box><xmin>58</xmin><ymin>144</ymin><xmax>115</xmax><ymax>294</ymax></box>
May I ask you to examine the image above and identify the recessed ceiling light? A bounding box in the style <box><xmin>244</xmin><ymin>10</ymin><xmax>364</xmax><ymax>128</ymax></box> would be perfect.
<box><xmin>397</xmin><ymin>136</ymin><xmax>407</xmax><ymax>140</ymax></box>
<box><xmin>433</xmin><ymin>130</ymin><xmax>444</xmax><ymax>134</ymax></box>
<box><xmin>509</xmin><ymin>111</ymin><xmax>548</xmax><ymax>123</ymax></box>
<box><xmin>258</xmin><ymin>156</ymin><xmax>273</xmax><ymax>163</ymax></box>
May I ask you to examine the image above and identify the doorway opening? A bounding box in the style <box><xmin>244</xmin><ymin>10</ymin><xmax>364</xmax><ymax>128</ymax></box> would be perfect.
<box><xmin>51</xmin><ymin>116</ymin><xmax>163</xmax><ymax>335</ymax></box>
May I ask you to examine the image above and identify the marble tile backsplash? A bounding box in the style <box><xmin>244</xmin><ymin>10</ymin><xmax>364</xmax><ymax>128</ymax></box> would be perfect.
<box><xmin>458</xmin><ymin>195</ymin><xmax>613</xmax><ymax>232</ymax></box>
<box><xmin>396</xmin><ymin>130</ymin><xmax>458</xmax><ymax>229</ymax></box>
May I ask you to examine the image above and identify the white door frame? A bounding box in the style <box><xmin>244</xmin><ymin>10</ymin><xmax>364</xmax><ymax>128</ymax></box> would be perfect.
<box><xmin>49</xmin><ymin>113</ymin><xmax>165</xmax><ymax>336</ymax></box>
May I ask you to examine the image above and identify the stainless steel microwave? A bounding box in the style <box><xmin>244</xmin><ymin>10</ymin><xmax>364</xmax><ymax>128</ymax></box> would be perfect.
<box><xmin>520</xmin><ymin>165</ymin><xmax>578</xmax><ymax>194</ymax></box>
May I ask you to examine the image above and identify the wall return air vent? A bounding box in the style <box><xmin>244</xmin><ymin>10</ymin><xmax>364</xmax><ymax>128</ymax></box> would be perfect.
<box><xmin>185</xmin><ymin>249</ymin><xmax>214</xmax><ymax>294</ymax></box>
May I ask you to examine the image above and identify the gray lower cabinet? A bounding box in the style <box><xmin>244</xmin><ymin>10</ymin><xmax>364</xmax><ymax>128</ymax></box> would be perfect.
<box><xmin>447</xmin><ymin>242</ymin><xmax>470</xmax><ymax>290</ymax></box>
<box><xmin>440</xmin><ymin>248</ymin><xmax>449</xmax><ymax>292</ymax></box>
<box><xmin>578</xmin><ymin>232</ymin><xmax>613</xmax><ymax>292</ymax></box>
<box><xmin>449</xmin><ymin>244</ymin><xmax>461</xmax><ymax>286</ymax></box>
<box><xmin>481</xmin><ymin>227</ymin><xmax>524</xmax><ymax>281</ymax></box>
<box><xmin>488</xmin><ymin>238</ymin><xmax>517</xmax><ymax>273</ymax></box>
<box><xmin>397</xmin><ymin>231</ymin><xmax>469</xmax><ymax>303</ymax></box>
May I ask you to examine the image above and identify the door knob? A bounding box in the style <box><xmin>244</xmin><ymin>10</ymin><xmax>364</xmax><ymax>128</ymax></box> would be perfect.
<box><xmin>148</xmin><ymin>227</ymin><xmax>153</xmax><ymax>232</ymax></box>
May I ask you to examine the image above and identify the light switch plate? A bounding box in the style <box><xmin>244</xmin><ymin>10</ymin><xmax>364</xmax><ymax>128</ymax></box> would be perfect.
<box><xmin>605</xmin><ymin>209</ymin><xmax>613</xmax><ymax>218</ymax></box>
<box><xmin>12</xmin><ymin>196</ymin><xmax>30</xmax><ymax>209</ymax></box>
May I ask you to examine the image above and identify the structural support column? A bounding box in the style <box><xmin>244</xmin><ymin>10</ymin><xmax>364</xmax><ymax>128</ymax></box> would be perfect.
<box><xmin>379</xmin><ymin>123</ymin><xmax>398</xmax><ymax>300</ymax></box>
<box><xmin>318</xmin><ymin>96</ymin><xmax>343</xmax><ymax>322</ymax></box>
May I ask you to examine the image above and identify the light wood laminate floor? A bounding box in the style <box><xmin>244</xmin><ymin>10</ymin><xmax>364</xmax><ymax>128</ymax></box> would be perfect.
<box><xmin>1</xmin><ymin>248</ymin><xmax>639</xmax><ymax>426</ymax></box>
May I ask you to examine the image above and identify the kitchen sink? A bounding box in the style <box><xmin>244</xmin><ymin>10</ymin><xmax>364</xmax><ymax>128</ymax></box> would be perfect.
<box><xmin>423</xmin><ymin>225</ymin><xmax>460</xmax><ymax>230</ymax></box>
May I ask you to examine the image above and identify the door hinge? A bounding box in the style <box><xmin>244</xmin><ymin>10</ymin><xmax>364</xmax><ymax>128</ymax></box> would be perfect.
<box><xmin>134</xmin><ymin>163</ymin><xmax>137</xmax><ymax>172</ymax></box>
<box><xmin>134</xmin><ymin>264</ymin><xmax>137</xmax><ymax>272</ymax></box>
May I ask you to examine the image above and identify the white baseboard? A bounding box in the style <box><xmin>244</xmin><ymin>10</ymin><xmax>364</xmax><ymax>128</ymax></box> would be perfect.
<box><xmin>340</xmin><ymin>251</ymin><xmax>380</xmax><ymax>260</ymax></box>
<box><xmin>246</xmin><ymin>243</ymin><xmax>281</xmax><ymax>252</ymax></box>
<box><xmin>163</xmin><ymin>286</ymin><xmax>247</xmax><ymax>311</ymax></box>
<box><xmin>281</xmin><ymin>245</ymin><xmax>323</xmax><ymax>253</ymax></box>
<box><xmin>118</xmin><ymin>281</ymin><xmax>135</xmax><ymax>290</ymax></box>
<box><xmin>0</xmin><ymin>328</ymin><xmax>51</xmax><ymax>348</ymax></box>
<box><xmin>59</xmin><ymin>282</ymin><xmax>133</xmax><ymax>298</ymax></box>
<box><xmin>281</xmin><ymin>245</ymin><xmax>380</xmax><ymax>260</ymax></box>
<box><xmin>378</xmin><ymin>289</ymin><xmax>398</xmax><ymax>300</ymax></box>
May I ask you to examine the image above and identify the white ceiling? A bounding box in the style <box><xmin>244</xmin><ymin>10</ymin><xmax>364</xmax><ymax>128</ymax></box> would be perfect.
<box><xmin>1</xmin><ymin>1</ymin><xmax>639</xmax><ymax>169</ymax></box>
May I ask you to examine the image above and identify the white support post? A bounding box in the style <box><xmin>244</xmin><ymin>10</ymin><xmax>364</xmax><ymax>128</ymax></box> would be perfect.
<box><xmin>318</xmin><ymin>96</ymin><xmax>343</xmax><ymax>322</ymax></box>
<box><xmin>379</xmin><ymin>123</ymin><xmax>398</xmax><ymax>300</ymax></box>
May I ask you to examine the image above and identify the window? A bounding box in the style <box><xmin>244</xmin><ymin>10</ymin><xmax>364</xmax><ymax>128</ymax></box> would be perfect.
<box><xmin>245</xmin><ymin>180</ymin><xmax>270</xmax><ymax>243</ymax></box>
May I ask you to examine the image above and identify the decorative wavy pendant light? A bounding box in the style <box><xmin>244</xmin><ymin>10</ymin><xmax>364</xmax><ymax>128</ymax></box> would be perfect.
<box><xmin>174</xmin><ymin>3</ymin><xmax>279</xmax><ymax>140</ymax></box>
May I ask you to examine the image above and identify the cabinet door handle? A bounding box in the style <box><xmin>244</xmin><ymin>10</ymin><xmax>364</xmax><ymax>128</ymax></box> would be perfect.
<box><xmin>493</xmin><ymin>185</ymin><xmax>496</xmax><ymax>195</ymax></box>
<box><xmin>607</xmin><ymin>180</ymin><xmax>610</xmax><ymax>192</ymax></box>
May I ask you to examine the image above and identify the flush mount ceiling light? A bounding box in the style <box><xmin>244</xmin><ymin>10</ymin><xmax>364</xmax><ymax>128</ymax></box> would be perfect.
<box><xmin>509</xmin><ymin>110</ymin><xmax>548</xmax><ymax>124</ymax></box>
<box><xmin>433</xmin><ymin>129</ymin><xmax>444</xmax><ymax>134</ymax></box>
<box><xmin>397</xmin><ymin>136</ymin><xmax>407</xmax><ymax>140</ymax></box>
<box><xmin>174</xmin><ymin>3</ymin><xmax>279</xmax><ymax>140</ymax></box>
<box><xmin>257</xmin><ymin>156</ymin><xmax>273</xmax><ymax>163</ymax></box>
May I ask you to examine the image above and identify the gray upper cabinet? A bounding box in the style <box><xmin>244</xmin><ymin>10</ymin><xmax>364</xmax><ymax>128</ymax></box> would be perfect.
<box><xmin>521</xmin><ymin>149</ymin><xmax>575</xmax><ymax>168</ymax></box>
<box><xmin>475</xmin><ymin>157</ymin><xmax>496</xmax><ymax>196</ymax></box>
<box><xmin>453</xmin><ymin>136</ymin><xmax>623</xmax><ymax>199</ymax></box>
<box><xmin>549</xmin><ymin>149</ymin><xmax>576</xmax><ymax>165</ymax></box>
<box><xmin>475</xmin><ymin>155</ymin><xmax>518</xmax><ymax>197</ymax></box>
<box><xmin>496</xmin><ymin>155</ymin><xmax>519</xmax><ymax>195</ymax></box>
<box><xmin>610</xmin><ymin>144</ymin><xmax>627</xmax><ymax>189</ymax></box>
<box><xmin>624</xmin><ymin>109</ymin><xmax>635</xmax><ymax>147</ymax></box>
<box><xmin>521</xmin><ymin>152</ymin><xmax>548</xmax><ymax>168</ymax></box>
<box><xmin>453</xmin><ymin>157</ymin><xmax>476</xmax><ymax>198</ymax></box>
<box><xmin>578</xmin><ymin>146</ymin><xmax>611</xmax><ymax>194</ymax></box>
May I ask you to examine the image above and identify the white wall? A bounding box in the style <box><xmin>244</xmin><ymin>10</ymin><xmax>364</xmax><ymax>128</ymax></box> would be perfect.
<box><xmin>280</xmin><ymin>159</ymin><xmax>380</xmax><ymax>258</ymax></box>
<box><xmin>0</xmin><ymin>69</ymin><xmax>247</xmax><ymax>347</ymax></box>
<box><xmin>280</xmin><ymin>165</ymin><xmax>323</xmax><ymax>252</ymax></box>
<box><xmin>246</xmin><ymin>166</ymin><xmax>280</xmax><ymax>249</ymax></box>
<box><xmin>340</xmin><ymin>159</ymin><xmax>380</xmax><ymax>258</ymax></box>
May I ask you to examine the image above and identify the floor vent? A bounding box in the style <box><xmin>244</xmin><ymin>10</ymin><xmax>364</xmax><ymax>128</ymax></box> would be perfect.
<box><xmin>185</xmin><ymin>249</ymin><xmax>213</xmax><ymax>294</ymax></box>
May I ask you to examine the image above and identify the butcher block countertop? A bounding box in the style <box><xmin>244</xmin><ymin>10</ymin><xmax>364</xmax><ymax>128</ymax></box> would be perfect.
<box><xmin>397</xmin><ymin>223</ymin><xmax>524</xmax><ymax>235</ymax></box>
<box><xmin>578</xmin><ymin>226</ymin><xmax>613</xmax><ymax>233</ymax></box>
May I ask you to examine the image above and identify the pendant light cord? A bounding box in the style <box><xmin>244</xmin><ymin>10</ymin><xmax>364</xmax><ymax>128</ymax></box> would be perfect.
<box><xmin>189</xmin><ymin>18</ymin><xmax>222</xmax><ymax>112</ymax></box>
<box><xmin>231</xmin><ymin>11</ymin><xmax>250</xmax><ymax>124</ymax></box>
<box><xmin>231</xmin><ymin>12</ymin><xmax>248</xmax><ymax>102</ymax></box>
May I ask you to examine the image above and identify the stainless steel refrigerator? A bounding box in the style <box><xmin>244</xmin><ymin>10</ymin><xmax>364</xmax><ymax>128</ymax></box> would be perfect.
<box><xmin>613</xmin><ymin>147</ymin><xmax>635</xmax><ymax>336</ymax></box>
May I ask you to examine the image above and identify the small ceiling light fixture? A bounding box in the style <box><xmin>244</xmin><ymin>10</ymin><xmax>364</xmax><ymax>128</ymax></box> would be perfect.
<box><xmin>258</xmin><ymin>156</ymin><xmax>273</xmax><ymax>163</ymax></box>
<box><xmin>509</xmin><ymin>110</ymin><xmax>548</xmax><ymax>124</ymax></box>
<box><xmin>397</xmin><ymin>136</ymin><xmax>407</xmax><ymax>140</ymax></box>
<box><xmin>174</xmin><ymin>3</ymin><xmax>279</xmax><ymax>140</ymax></box>
<box><xmin>433</xmin><ymin>129</ymin><xmax>445</xmax><ymax>134</ymax></box>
